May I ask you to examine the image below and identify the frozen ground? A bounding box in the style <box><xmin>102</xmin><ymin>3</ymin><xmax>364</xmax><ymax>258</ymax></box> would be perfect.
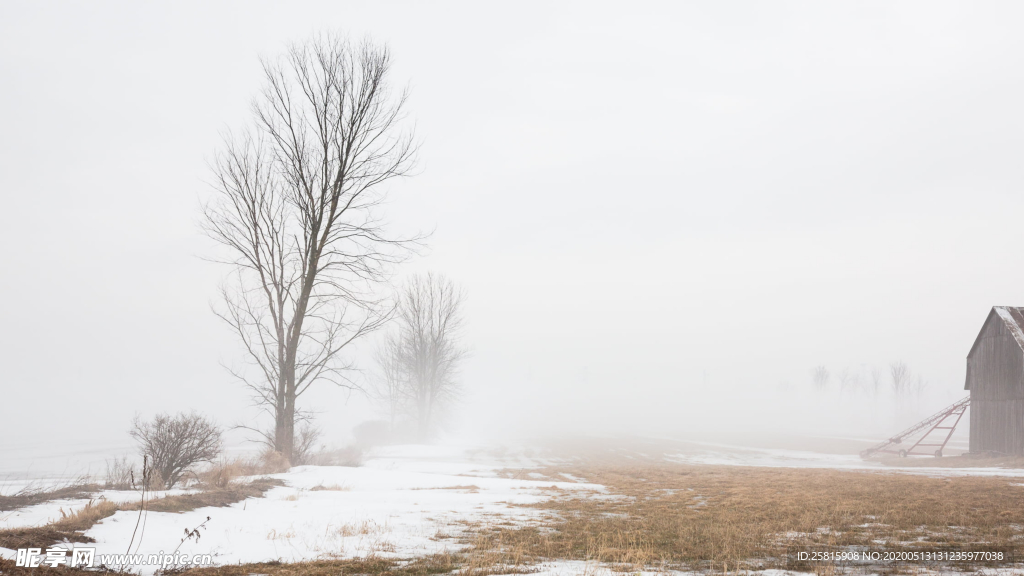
<box><xmin>0</xmin><ymin>444</ymin><xmax>602</xmax><ymax>573</ymax></box>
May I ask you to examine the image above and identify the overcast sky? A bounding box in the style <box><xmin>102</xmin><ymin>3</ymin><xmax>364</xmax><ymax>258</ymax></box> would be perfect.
<box><xmin>3</xmin><ymin>1</ymin><xmax>1024</xmax><ymax>466</ymax></box>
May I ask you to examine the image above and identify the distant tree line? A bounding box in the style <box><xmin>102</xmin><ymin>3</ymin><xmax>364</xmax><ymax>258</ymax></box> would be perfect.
<box><xmin>808</xmin><ymin>361</ymin><xmax>930</xmax><ymax>400</ymax></box>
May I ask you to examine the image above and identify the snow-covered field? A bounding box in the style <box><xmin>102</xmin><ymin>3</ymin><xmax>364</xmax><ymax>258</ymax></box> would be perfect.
<box><xmin>0</xmin><ymin>445</ymin><xmax>602</xmax><ymax>573</ymax></box>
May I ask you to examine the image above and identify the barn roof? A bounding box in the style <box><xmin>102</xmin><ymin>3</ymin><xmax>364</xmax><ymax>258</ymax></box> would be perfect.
<box><xmin>965</xmin><ymin>307</ymin><xmax>1024</xmax><ymax>390</ymax></box>
<box><xmin>969</xmin><ymin>306</ymin><xmax>1024</xmax><ymax>359</ymax></box>
<box><xmin>995</xmin><ymin>307</ymin><xmax>1024</xmax><ymax>348</ymax></box>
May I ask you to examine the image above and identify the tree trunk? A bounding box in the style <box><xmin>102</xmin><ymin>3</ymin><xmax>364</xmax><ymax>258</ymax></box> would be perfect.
<box><xmin>274</xmin><ymin>364</ymin><xmax>291</xmax><ymax>459</ymax></box>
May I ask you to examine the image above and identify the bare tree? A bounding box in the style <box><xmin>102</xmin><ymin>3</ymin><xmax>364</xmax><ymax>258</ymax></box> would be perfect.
<box><xmin>372</xmin><ymin>332</ymin><xmax>407</xmax><ymax>434</ymax></box>
<box><xmin>202</xmin><ymin>34</ymin><xmax>416</xmax><ymax>461</ymax></box>
<box><xmin>291</xmin><ymin>423</ymin><xmax>324</xmax><ymax>465</ymax></box>
<box><xmin>889</xmin><ymin>361</ymin><xmax>911</xmax><ymax>397</ymax></box>
<box><xmin>130</xmin><ymin>412</ymin><xmax>223</xmax><ymax>489</ymax></box>
<box><xmin>375</xmin><ymin>273</ymin><xmax>467</xmax><ymax>439</ymax></box>
<box><xmin>811</xmin><ymin>365</ymin><xmax>830</xmax><ymax>391</ymax></box>
<box><xmin>911</xmin><ymin>375</ymin><xmax>929</xmax><ymax>399</ymax></box>
<box><xmin>838</xmin><ymin>367</ymin><xmax>860</xmax><ymax>395</ymax></box>
<box><xmin>870</xmin><ymin>366</ymin><xmax>882</xmax><ymax>397</ymax></box>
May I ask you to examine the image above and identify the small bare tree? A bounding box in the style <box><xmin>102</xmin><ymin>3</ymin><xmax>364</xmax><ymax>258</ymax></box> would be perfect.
<box><xmin>130</xmin><ymin>413</ymin><xmax>223</xmax><ymax>489</ymax></box>
<box><xmin>375</xmin><ymin>273</ymin><xmax>467</xmax><ymax>439</ymax></box>
<box><xmin>291</xmin><ymin>423</ymin><xmax>324</xmax><ymax>465</ymax></box>
<box><xmin>889</xmin><ymin>361</ymin><xmax>911</xmax><ymax>397</ymax></box>
<box><xmin>104</xmin><ymin>456</ymin><xmax>136</xmax><ymax>490</ymax></box>
<box><xmin>202</xmin><ymin>33</ymin><xmax>416</xmax><ymax>461</ymax></box>
<box><xmin>811</xmin><ymin>365</ymin><xmax>830</xmax><ymax>391</ymax></box>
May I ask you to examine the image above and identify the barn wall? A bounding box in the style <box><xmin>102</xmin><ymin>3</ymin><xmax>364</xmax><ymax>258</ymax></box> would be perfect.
<box><xmin>969</xmin><ymin>313</ymin><xmax>1024</xmax><ymax>454</ymax></box>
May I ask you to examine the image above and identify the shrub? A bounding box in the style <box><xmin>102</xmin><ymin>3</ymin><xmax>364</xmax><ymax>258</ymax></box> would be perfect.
<box><xmin>197</xmin><ymin>451</ymin><xmax>292</xmax><ymax>489</ymax></box>
<box><xmin>129</xmin><ymin>412</ymin><xmax>223</xmax><ymax>489</ymax></box>
<box><xmin>104</xmin><ymin>456</ymin><xmax>137</xmax><ymax>490</ymax></box>
<box><xmin>256</xmin><ymin>449</ymin><xmax>292</xmax><ymax>473</ymax></box>
<box><xmin>291</xmin><ymin>423</ymin><xmax>324</xmax><ymax>465</ymax></box>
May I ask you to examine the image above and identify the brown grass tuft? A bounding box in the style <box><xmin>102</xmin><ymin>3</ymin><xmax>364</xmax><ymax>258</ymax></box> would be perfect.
<box><xmin>197</xmin><ymin>453</ymin><xmax>292</xmax><ymax>488</ymax></box>
<box><xmin>257</xmin><ymin>450</ymin><xmax>293</xmax><ymax>473</ymax></box>
<box><xmin>0</xmin><ymin>499</ymin><xmax>118</xmax><ymax>549</ymax></box>
<box><xmin>127</xmin><ymin>477</ymin><xmax>285</xmax><ymax>513</ymax></box>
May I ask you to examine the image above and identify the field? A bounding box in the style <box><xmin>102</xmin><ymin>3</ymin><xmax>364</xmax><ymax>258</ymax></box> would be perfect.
<box><xmin>3</xmin><ymin>438</ymin><xmax>1024</xmax><ymax>575</ymax></box>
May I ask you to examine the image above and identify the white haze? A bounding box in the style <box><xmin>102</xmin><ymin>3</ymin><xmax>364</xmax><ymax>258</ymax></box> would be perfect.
<box><xmin>2</xmin><ymin>1</ymin><xmax>1023</xmax><ymax>470</ymax></box>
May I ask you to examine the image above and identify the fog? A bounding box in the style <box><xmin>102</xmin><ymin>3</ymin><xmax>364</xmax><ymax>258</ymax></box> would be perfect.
<box><xmin>3</xmin><ymin>1</ymin><xmax>1023</xmax><ymax>471</ymax></box>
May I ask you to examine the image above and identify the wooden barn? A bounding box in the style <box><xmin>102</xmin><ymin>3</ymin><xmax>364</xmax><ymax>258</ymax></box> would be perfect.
<box><xmin>966</xmin><ymin>306</ymin><xmax>1024</xmax><ymax>455</ymax></box>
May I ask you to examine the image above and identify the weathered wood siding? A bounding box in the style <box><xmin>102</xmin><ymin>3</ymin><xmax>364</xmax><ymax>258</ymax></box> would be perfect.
<box><xmin>968</xmin><ymin>312</ymin><xmax>1024</xmax><ymax>454</ymax></box>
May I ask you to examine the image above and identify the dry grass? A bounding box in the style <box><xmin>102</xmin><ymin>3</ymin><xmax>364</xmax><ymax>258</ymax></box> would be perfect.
<box><xmin>0</xmin><ymin>479</ymin><xmax>98</xmax><ymax>512</ymax></box>
<box><xmin>171</xmin><ymin>554</ymin><xmax>460</xmax><ymax>576</ymax></box>
<box><xmin>334</xmin><ymin>519</ymin><xmax>387</xmax><ymax>537</ymax></box>
<box><xmin>129</xmin><ymin>477</ymin><xmax>285</xmax><ymax>513</ymax></box>
<box><xmin>197</xmin><ymin>452</ymin><xmax>292</xmax><ymax>488</ymax></box>
<box><xmin>0</xmin><ymin>499</ymin><xmax>118</xmax><ymax>549</ymax></box>
<box><xmin>51</xmin><ymin>499</ymin><xmax>121</xmax><ymax>532</ymax></box>
<box><xmin>0</xmin><ymin>478</ymin><xmax>284</xmax><ymax>549</ymax></box>
<box><xmin>470</xmin><ymin>461</ymin><xmax>1024</xmax><ymax>572</ymax></box>
<box><xmin>168</xmin><ymin>552</ymin><xmax>530</xmax><ymax>576</ymax></box>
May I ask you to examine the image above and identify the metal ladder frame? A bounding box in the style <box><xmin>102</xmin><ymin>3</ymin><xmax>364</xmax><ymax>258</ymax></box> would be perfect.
<box><xmin>859</xmin><ymin>396</ymin><xmax>970</xmax><ymax>459</ymax></box>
